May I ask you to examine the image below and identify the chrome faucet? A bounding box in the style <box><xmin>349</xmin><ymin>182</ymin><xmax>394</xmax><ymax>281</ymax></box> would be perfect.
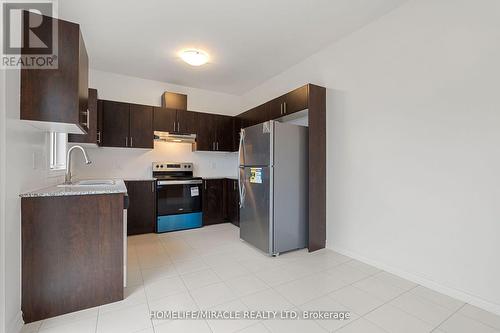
<box><xmin>64</xmin><ymin>145</ymin><xmax>92</xmax><ymax>184</ymax></box>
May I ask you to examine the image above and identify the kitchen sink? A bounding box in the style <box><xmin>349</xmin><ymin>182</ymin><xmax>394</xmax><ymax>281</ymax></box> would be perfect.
<box><xmin>57</xmin><ymin>179</ymin><xmax>116</xmax><ymax>187</ymax></box>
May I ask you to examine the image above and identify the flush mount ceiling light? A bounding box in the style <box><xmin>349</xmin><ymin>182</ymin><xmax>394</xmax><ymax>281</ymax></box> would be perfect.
<box><xmin>179</xmin><ymin>49</ymin><xmax>209</xmax><ymax>66</ymax></box>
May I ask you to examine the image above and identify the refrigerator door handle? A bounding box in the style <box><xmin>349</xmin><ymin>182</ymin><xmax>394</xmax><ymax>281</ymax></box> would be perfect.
<box><xmin>238</xmin><ymin>129</ymin><xmax>246</xmax><ymax>208</ymax></box>
<box><xmin>238</xmin><ymin>168</ymin><xmax>245</xmax><ymax>208</ymax></box>
<box><xmin>238</xmin><ymin>129</ymin><xmax>245</xmax><ymax>167</ymax></box>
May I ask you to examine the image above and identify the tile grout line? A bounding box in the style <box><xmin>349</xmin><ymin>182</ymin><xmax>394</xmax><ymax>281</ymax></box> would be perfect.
<box><xmin>430</xmin><ymin>303</ymin><xmax>467</xmax><ymax>333</ymax></box>
<box><xmin>332</xmin><ymin>316</ymin><xmax>390</xmax><ymax>333</ymax></box>
<box><xmin>175</xmin><ymin>263</ymin><xmax>215</xmax><ymax>333</ymax></box>
<box><xmin>353</xmin><ymin>285</ymin><xmax>420</xmax><ymax>333</ymax></box>
<box><xmin>136</xmin><ymin>242</ymin><xmax>156</xmax><ymax>333</ymax></box>
<box><xmin>94</xmin><ymin>307</ymin><xmax>99</xmax><ymax>333</ymax></box>
<box><xmin>128</xmin><ymin>226</ymin><xmax>500</xmax><ymax>333</ymax></box>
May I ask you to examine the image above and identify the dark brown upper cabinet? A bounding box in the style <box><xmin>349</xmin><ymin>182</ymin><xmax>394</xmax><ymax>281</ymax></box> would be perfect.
<box><xmin>215</xmin><ymin>115</ymin><xmax>234</xmax><ymax>152</ymax></box>
<box><xmin>101</xmin><ymin>101</ymin><xmax>129</xmax><ymax>148</ymax></box>
<box><xmin>129</xmin><ymin>104</ymin><xmax>154</xmax><ymax>148</ymax></box>
<box><xmin>194</xmin><ymin>112</ymin><xmax>217</xmax><ymax>151</ymax></box>
<box><xmin>232</xmin><ymin>117</ymin><xmax>242</xmax><ymax>152</ymax></box>
<box><xmin>101</xmin><ymin>100</ymin><xmax>153</xmax><ymax>149</ymax></box>
<box><xmin>202</xmin><ymin>179</ymin><xmax>225</xmax><ymax>225</ymax></box>
<box><xmin>20</xmin><ymin>13</ymin><xmax>88</xmax><ymax>134</ymax></box>
<box><xmin>68</xmin><ymin>88</ymin><xmax>98</xmax><ymax>144</ymax></box>
<box><xmin>177</xmin><ymin>110</ymin><xmax>198</xmax><ymax>134</ymax></box>
<box><xmin>194</xmin><ymin>113</ymin><xmax>234</xmax><ymax>152</ymax></box>
<box><xmin>154</xmin><ymin>108</ymin><xmax>198</xmax><ymax>134</ymax></box>
<box><xmin>153</xmin><ymin>107</ymin><xmax>177</xmax><ymax>133</ymax></box>
<box><xmin>285</xmin><ymin>85</ymin><xmax>309</xmax><ymax>114</ymax></box>
<box><xmin>268</xmin><ymin>85</ymin><xmax>309</xmax><ymax>119</ymax></box>
<box><xmin>268</xmin><ymin>97</ymin><xmax>284</xmax><ymax>120</ymax></box>
<box><xmin>238</xmin><ymin>104</ymin><xmax>269</xmax><ymax>128</ymax></box>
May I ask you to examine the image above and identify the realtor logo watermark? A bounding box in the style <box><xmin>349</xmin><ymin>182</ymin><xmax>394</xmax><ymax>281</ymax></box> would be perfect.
<box><xmin>1</xmin><ymin>0</ymin><xmax>58</xmax><ymax>69</ymax></box>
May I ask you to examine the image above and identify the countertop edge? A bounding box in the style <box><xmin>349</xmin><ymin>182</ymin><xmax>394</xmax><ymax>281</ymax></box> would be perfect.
<box><xmin>20</xmin><ymin>179</ymin><xmax>128</xmax><ymax>198</ymax></box>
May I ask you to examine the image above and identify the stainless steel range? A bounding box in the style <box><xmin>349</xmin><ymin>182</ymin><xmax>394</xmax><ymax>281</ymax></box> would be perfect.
<box><xmin>153</xmin><ymin>162</ymin><xmax>203</xmax><ymax>233</ymax></box>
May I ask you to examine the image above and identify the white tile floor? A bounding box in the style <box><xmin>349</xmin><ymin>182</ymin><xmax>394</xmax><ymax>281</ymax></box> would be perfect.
<box><xmin>22</xmin><ymin>223</ymin><xmax>500</xmax><ymax>333</ymax></box>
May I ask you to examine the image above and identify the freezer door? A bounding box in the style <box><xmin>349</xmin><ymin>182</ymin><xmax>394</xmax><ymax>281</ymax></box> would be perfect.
<box><xmin>239</xmin><ymin>166</ymin><xmax>271</xmax><ymax>254</ymax></box>
<box><xmin>240</xmin><ymin>121</ymin><xmax>272</xmax><ymax>167</ymax></box>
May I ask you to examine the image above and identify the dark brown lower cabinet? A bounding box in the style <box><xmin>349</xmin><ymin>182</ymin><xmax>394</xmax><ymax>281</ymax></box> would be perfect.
<box><xmin>201</xmin><ymin>178</ymin><xmax>239</xmax><ymax>226</ymax></box>
<box><xmin>21</xmin><ymin>194</ymin><xmax>124</xmax><ymax>323</ymax></box>
<box><xmin>202</xmin><ymin>179</ymin><xmax>225</xmax><ymax>225</ymax></box>
<box><xmin>225</xmin><ymin>178</ymin><xmax>240</xmax><ymax>226</ymax></box>
<box><xmin>125</xmin><ymin>180</ymin><xmax>156</xmax><ymax>235</ymax></box>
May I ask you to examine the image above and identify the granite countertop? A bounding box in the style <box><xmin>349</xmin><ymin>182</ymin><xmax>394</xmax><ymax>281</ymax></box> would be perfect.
<box><xmin>20</xmin><ymin>179</ymin><xmax>127</xmax><ymax>198</ymax></box>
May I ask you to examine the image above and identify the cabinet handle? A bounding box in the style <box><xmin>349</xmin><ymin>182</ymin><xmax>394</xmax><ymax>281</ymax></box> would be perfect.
<box><xmin>84</xmin><ymin>109</ymin><xmax>90</xmax><ymax>128</ymax></box>
<box><xmin>97</xmin><ymin>131</ymin><xmax>101</xmax><ymax>143</ymax></box>
<box><xmin>173</xmin><ymin>121</ymin><xmax>176</xmax><ymax>132</ymax></box>
<box><xmin>284</xmin><ymin>102</ymin><xmax>287</xmax><ymax>114</ymax></box>
<box><xmin>204</xmin><ymin>180</ymin><xmax>207</xmax><ymax>190</ymax></box>
<box><xmin>233</xmin><ymin>180</ymin><xmax>236</xmax><ymax>190</ymax></box>
<box><xmin>152</xmin><ymin>182</ymin><xmax>155</xmax><ymax>192</ymax></box>
<box><xmin>130</xmin><ymin>137</ymin><xmax>133</xmax><ymax>147</ymax></box>
<box><xmin>280</xmin><ymin>103</ymin><xmax>283</xmax><ymax>115</ymax></box>
<box><xmin>177</xmin><ymin>122</ymin><xmax>180</xmax><ymax>132</ymax></box>
<box><xmin>212</xmin><ymin>142</ymin><xmax>215</xmax><ymax>151</ymax></box>
<box><xmin>216</xmin><ymin>142</ymin><xmax>219</xmax><ymax>150</ymax></box>
<box><xmin>125</xmin><ymin>137</ymin><xmax>128</xmax><ymax>147</ymax></box>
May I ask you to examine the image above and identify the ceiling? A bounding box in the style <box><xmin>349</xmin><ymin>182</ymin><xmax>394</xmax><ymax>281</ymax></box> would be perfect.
<box><xmin>58</xmin><ymin>0</ymin><xmax>407</xmax><ymax>95</ymax></box>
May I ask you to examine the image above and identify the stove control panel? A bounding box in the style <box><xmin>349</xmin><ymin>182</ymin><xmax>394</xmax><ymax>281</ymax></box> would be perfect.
<box><xmin>152</xmin><ymin>162</ymin><xmax>193</xmax><ymax>172</ymax></box>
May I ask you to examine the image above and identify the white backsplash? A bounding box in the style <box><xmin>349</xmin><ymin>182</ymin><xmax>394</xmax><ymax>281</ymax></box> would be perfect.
<box><xmin>70</xmin><ymin>141</ymin><xmax>238</xmax><ymax>180</ymax></box>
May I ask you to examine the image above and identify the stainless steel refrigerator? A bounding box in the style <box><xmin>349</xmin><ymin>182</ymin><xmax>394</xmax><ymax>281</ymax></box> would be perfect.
<box><xmin>238</xmin><ymin>120</ymin><xmax>308</xmax><ymax>256</ymax></box>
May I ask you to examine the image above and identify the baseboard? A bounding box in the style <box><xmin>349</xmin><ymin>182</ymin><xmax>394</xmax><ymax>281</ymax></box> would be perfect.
<box><xmin>327</xmin><ymin>244</ymin><xmax>500</xmax><ymax>316</ymax></box>
<box><xmin>6</xmin><ymin>311</ymin><xmax>23</xmax><ymax>333</ymax></box>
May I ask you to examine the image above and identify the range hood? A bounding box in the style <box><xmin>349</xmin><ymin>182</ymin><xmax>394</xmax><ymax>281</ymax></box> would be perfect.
<box><xmin>154</xmin><ymin>131</ymin><xmax>196</xmax><ymax>143</ymax></box>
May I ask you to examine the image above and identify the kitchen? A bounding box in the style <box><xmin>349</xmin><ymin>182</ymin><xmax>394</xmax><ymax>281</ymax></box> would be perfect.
<box><xmin>2</xmin><ymin>1</ymin><xmax>500</xmax><ymax>333</ymax></box>
<box><xmin>16</xmin><ymin>13</ymin><xmax>326</xmax><ymax>325</ymax></box>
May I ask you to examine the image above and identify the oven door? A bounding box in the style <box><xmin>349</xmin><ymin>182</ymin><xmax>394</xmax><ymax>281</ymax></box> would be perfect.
<box><xmin>156</xmin><ymin>179</ymin><xmax>203</xmax><ymax>216</ymax></box>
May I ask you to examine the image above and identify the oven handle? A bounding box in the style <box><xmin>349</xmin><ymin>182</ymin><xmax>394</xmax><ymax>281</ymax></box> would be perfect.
<box><xmin>157</xmin><ymin>179</ymin><xmax>203</xmax><ymax>185</ymax></box>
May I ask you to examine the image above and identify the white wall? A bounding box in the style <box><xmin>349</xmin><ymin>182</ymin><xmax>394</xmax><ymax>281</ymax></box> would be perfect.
<box><xmin>71</xmin><ymin>70</ymin><xmax>240</xmax><ymax>180</ymax></box>
<box><xmin>2</xmin><ymin>70</ymin><xmax>64</xmax><ymax>333</ymax></box>
<box><xmin>241</xmin><ymin>0</ymin><xmax>500</xmax><ymax>315</ymax></box>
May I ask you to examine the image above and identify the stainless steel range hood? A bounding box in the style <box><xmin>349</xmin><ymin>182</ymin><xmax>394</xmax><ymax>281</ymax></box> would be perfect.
<box><xmin>154</xmin><ymin>131</ymin><xmax>196</xmax><ymax>143</ymax></box>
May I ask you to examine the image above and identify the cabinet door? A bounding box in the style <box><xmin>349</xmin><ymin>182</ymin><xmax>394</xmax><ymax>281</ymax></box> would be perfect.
<box><xmin>97</xmin><ymin>100</ymin><xmax>103</xmax><ymax>145</ymax></box>
<box><xmin>225</xmin><ymin>179</ymin><xmax>240</xmax><ymax>226</ymax></box>
<box><xmin>125</xmin><ymin>181</ymin><xmax>156</xmax><ymax>235</ymax></box>
<box><xmin>195</xmin><ymin>112</ymin><xmax>217</xmax><ymax>151</ymax></box>
<box><xmin>215</xmin><ymin>115</ymin><xmax>234</xmax><ymax>152</ymax></box>
<box><xmin>177</xmin><ymin>110</ymin><xmax>198</xmax><ymax>134</ymax></box>
<box><xmin>283</xmin><ymin>85</ymin><xmax>308</xmax><ymax>115</ymax></box>
<box><xmin>268</xmin><ymin>97</ymin><xmax>284</xmax><ymax>120</ymax></box>
<box><xmin>101</xmin><ymin>100</ymin><xmax>130</xmax><ymax>147</ymax></box>
<box><xmin>68</xmin><ymin>88</ymin><xmax>98</xmax><ymax>144</ymax></box>
<box><xmin>233</xmin><ymin>118</ymin><xmax>242</xmax><ymax>152</ymax></box>
<box><xmin>202</xmin><ymin>179</ymin><xmax>224</xmax><ymax>225</ymax></box>
<box><xmin>129</xmin><ymin>104</ymin><xmax>153</xmax><ymax>149</ymax></box>
<box><xmin>240</xmin><ymin>104</ymin><xmax>268</xmax><ymax>127</ymax></box>
<box><xmin>153</xmin><ymin>107</ymin><xmax>176</xmax><ymax>132</ymax></box>
<box><xmin>20</xmin><ymin>12</ymin><xmax>88</xmax><ymax>134</ymax></box>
